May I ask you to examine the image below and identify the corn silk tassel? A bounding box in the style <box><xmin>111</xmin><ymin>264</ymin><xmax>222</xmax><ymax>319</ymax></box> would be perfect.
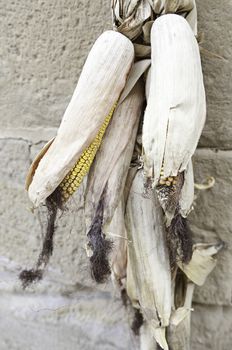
<box><xmin>143</xmin><ymin>14</ymin><xmax>206</xmax><ymax>269</ymax></box>
<box><xmin>20</xmin><ymin>30</ymin><xmax>134</xmax><ymax>287</ymax></box>
<box><xmin>84</xmin><ymin>77</ymin><xmax>145</xmax><ymax>283</ymax></box>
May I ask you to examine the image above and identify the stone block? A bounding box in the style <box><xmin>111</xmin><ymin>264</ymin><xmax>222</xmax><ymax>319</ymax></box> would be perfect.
<box><xmin>191</xmin><ymin>303</ymin><xmax>232</xmax><ymax>350</ymax></box>
<box><xmin>190</xmin><ymin>149</ymin><xmax>232</xmax><ymax>305</ymax></box>
<box><xmin>197</xmin><ymin>0</ymin><xmax>232</xmax><ymax>148</ymax></box>
<box><xmin>0</xmin><ymin>139</ymin><xmax>30</xmax><ymax>188</ymax></box>
<box><xmin>0</xmin><ymin>0</ymin><xmax>111</xmax><ymax>129</ymax></box>
<box><xmin>0</xmin><ymin>291</ymin><xmax>135</xmax><ymax>350</ymax></box>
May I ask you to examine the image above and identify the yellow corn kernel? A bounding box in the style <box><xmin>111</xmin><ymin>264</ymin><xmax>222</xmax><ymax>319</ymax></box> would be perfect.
<box><xmin>159</xmin><ymin>179</ymin><xmax>166</xmax><ymax>185</ymax></box>
<box><xmin>58</xmin><ymin>102</ymin><xmax>117</xmax><ymax>202</ymax></box>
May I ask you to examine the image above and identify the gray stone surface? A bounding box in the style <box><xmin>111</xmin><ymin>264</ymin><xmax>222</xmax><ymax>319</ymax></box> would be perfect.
<box><xmin>191</xmin><ymin>303</ymin><xmax>232</xmax><ymax>350</ymax></box>
<box><xmin>0</xmin><ymin>0</ymin><xmax>111</xmax><ymax>128</ymax></box>
<box><xmin>0</xmin><ymin>291</ymin><xmax>135</xmax><ymax>350</ymax></box>
<box><xmin>197</xmin><ymin>0</ymin><xmax>232</xmax><ymax>149</ymax></box>
<box><xmin>0</xmin><ymin>1</ymin><xmax>231</xmax><ymax>349</ymax></box>
<box><xmin>190</xmin><ymin>149</ymin><xmax>232</xmax><ymax>306</ymax></box>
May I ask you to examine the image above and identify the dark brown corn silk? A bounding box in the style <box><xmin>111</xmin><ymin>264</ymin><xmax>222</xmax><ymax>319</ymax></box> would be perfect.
<box><xmin>166</xmin><ymin>211</ymin><xmax>193</xmax><ymax>272</ymax></box>
<box><xmin>19</xmin><ymin>189</ymin><xmax>63</xmax><ymax>288</ymax></box>
<box><xmin>87</xmin><ymin>189</ymin><xmax>113</xmax><ymax>283</ymax></box>
<box><xmin>156</xmin><ymin>172</ymin><xmax>193</xmax><ymax>269</ymax></box>
<box><xmin>131</xmin><ymin>308</ymin><xmax>144</xmax><ymax>336</ymax></box>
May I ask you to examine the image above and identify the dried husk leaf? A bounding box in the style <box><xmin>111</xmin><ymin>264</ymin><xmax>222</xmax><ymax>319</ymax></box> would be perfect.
<box><xmin>145</xmin><ymin>66</ymin><xmax>151</xmax><ymax>101</ymax></box>
<box><xmin>142</xmin><ymin>21</ymin><xmax>154</xmax><ymax>44</ymax></box>
<box><xmin>178</xmin><ymin>242</ymin><xmax>224</xmax><ymax>286</ymax></box>
<box><xmin>140</xmin><ymin>322</ymin><xmax>157</xmax><ymax>350</ymax></box>
<box><xmin>148</xmin><ymin>0</ymin><xmax>194</xmax><ymax>14</ymax></box>
<box><xmin>28</xmin><ymin>31</ymin><xmax>134</xmax><ymax>207</ymax></box>
<box><xmin>108</xmin><ymin>200</ymin><xmax>127</xmax><ymax>285</ymax></box>
<box><xmin>185</xmin><ymin>0</ymin><xmax>197</xmax><ymax>35</ymax></box>
<box><xmin>126</xmin><ymin>244</ymin><xmax>140</xmax><ymax>308</ymax></box>
<box><xmin>179</xmin><ymin>160</ymin><xmax>194</xmax><ymax>217</ymax></box>
<box><xmin>143</xmin><ymin>15</ymin><xmax>205</xmax><ymax>185</ymax></box>
<box><xmin>85</xmin><ymin>79</ymin><xmax>144</xmax><ymax>228</ymax></box>
<box><xmin>25</xmin><ymin>138</ymin><xmax>54</xmax><ymax>190</ymax></box>
<box><xmin>112</xmin><ymin>0</ymin><xmax>197</xmax><ymax>47</ymax></box>
<box><xmin>125</xmin><ymin>169</ymin><xmax>171</xmax><ymax>348</ymax></box>
<box><xmin>112</xmin><ymin>0</ymin><xmax>152</xmax><ymax>40</ymax></box>
<box><xmin>168</xmin><ymin>240</ymin><xmax>223</xmax><ymax>349</ymax></box>
<box><xmin>134</xmin><ymin>43</ymin><xmax>151</xmax><ymax>58</ymax></box>
<box><xmin>167</xmin><ymin>281</ymin><xmax>194</xmax><ymax>350</ymax></box>
<box><xmin>119</xmin><ymin>59</ymin><xmax>150</xmax><ymax>105</ymax></box>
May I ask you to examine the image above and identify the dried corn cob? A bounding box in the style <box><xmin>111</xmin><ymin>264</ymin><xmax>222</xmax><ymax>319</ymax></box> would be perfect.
<box><xmin>143</xmin><ymin>14</ymin><xmax>206</xmax><ymax>186</ymax></box>
<box><xmin>145</xmin><ymin>63</ymin><xmax>195</xmax><ymax>224</ymax></box>
<box><xmin>58</xmin><ymin>102</ymin><xmax>117</xmax><ymax>202</ymax></box>
<box><xmin>27</xmin><ymin>30</ymin><xmax>134</xmax><ymax>207</ymax></box>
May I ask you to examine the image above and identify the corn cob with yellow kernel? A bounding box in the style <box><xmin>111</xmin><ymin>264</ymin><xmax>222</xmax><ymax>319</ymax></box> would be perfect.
<box><xmin>26</xmin><ymin>31</ymin><xmax>134</xmax><ymax>207</ymax></box>
<box><xmin>143</xmin><ymin>14</ymin><xmax>205</xmax><ymax>222</ymax></box>
<box><xmin>58</xmin><ymin>103</ymin><xmax>117</xmax><ymax>202</ymax></box>
<box><xmin>141</xmin><ymin>15</ymin><xmax>205</xmax><ymax>270</ymax></box>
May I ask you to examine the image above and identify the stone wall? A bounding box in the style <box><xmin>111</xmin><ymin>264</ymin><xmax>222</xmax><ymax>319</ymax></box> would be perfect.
<box><xmin>0</xmin><ymin>1</ymin><xmax>231</xmax><ymax>349</ymax></box>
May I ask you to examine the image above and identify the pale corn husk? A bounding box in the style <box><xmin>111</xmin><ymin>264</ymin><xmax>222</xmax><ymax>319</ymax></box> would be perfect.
<box><xmin>186</xmin><ymin>0</ymin><xmax>197</xmax><ymax>35</ymax></box>
<box><xmin>108</xmin><ymin>200</ymin><xmax>127</xmax><ymax>286</ymax></box>
<box><xmin>126</xmin><ymin>244</ymin><xmax>140</xmax><ymax>309</ymax></box>
<box><xmin>148</xmin><ymin>0</ymin><xmax>194</xmax><ymax>14</ymax></box>
<box><xmin>126</xmin><ymin>169</ymin><xmax>171</xmax><ymax>349</ymax></box>
<box><xmin>179</xmin><ymin>160</ymin><xmax>194</xmax><ymax>218</ymax></box>
<box><xmin>27</xmin><ymin>30</ymin><xmax>134</xmax><ymax>207</ymax></box>
<box><xmin>119</xmin><ymin>59</ymin><xmax>150</xmax><ymax>105</ymax></box>
<box><xmin>112</xmin><ymin>0</ymin><xmax>152</xmax><ymax>40</ymax></box>
<box><xmin>178</xmin><ymin>242</ymin><xmax>224</xmax><ymax>286</ymax></box>
<box><xmin>146</xmin><ymin>67</ymin><xmax>194</xmax><ymax>219</ymax></box>
<box><xmin>143</xmin><ymin>14</ymin><xmax>206</xmax><ymax>185</ymax></box>
<box><xmin>167</xmin><ymin>241</ymin><xmax>223</xmax><ymax>349</ymax></box>
<box><xmin>167</xmin><ymin>282</ymin><xmax>194</xmax><ymax>350</ymax></box>
<box><xmin>25</xmin><ymin>138</ymin><xmax>54</xmax><ymax>190</ymax></box>
<box><xmin>124</xmin><ymin>167</ymin><xmax>140</xmax><ymax>308</ymax></box>
<box><xmin>145</xmin><ymin>66</ymin><xmax>151</xmax><ymax>101</ymax></box>
<box><xmin>140</xmin><ymin>322</ymin><xmax>157</xmax><ymax>350</ymax></box>
<box><xmin>85</xmin><ymin>79</ymin><xmax>144</xmax><ymax>228</ymax></box>
<box><xmin>112</xmin><ymin>1</ymin><xmax>197</xmax><ymax>59</ymax></box>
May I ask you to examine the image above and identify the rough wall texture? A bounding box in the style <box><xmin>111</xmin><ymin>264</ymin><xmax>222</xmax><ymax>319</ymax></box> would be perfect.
<box><xmin>0</xmin><ymin>0</ymin><xmax>231</xmax><ymax>349</ymax></box>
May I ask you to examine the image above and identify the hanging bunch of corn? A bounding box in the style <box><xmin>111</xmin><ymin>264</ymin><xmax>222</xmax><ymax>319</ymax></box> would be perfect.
<box><xmin>21</xmin><ymin>1</ymin><xmax>224</xmax><ymax>349</ymax></box>
<box><xmin>110</xmin><ymin>1</ymin><xmax>223</xmax><ymax>349</ymax></box>
<box><xmin>143</xmin><ymin>13</ymin><xmax>206</xmax><ymax>269</ymax></box>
